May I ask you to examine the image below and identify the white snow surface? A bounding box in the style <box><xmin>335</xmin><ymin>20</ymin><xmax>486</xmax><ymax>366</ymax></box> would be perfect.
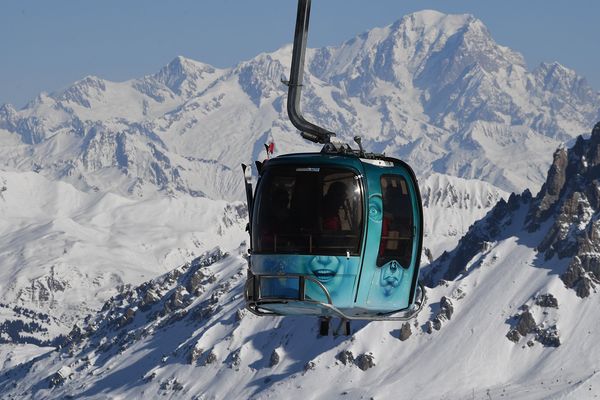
<box><xmin>421</xmin><ymin>173</ymin><xmax>508</xmax><ymax>259</ymax></box>
<box><xmin>1</xmin><ymin>214</ymin><xmax>597</xmax><ymax>399</ymax></box>
<box><xmin>0</xmin><ymin>169</ymin><xmax>247</xmax><ymax>333</ymax></box>
<box><xmin>0</xmin><ymin>167</ymin><xmax>499</xmax><ymax>339</ymax></box>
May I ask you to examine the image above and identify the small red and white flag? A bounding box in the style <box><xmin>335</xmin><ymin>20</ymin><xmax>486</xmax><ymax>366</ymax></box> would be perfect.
<box><xmin>264</xmin><ymin>141</ymin><xmax>275</xmax><ymax>159</ymax></box>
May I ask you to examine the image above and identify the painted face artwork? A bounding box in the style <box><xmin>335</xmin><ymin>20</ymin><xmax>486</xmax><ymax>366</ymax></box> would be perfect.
<box><xmin>379</xmin><ymin>260</ymin><xmax>404</xmax><ymax>297</ymax></box>
<box><xmin>252</xmin><ymin>254</ymin><xmax>357</xmax><ymax>306</ymax></box>
<box><xmin>252</xmin><ymin>252</ymin><xmax>416</xmax><ymax>313</ymax></box>
<box><xmin>306</xmin><ymin>255</ymin><xmax>349</xmax><ymax>301</ymax></box>
<box><xmin>309</xmin><ymin>256</ymin><xmax>342</xmax><ymax>283</ymax></box>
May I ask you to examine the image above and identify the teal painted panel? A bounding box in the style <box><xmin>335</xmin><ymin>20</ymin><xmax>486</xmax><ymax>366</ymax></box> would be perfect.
<box><xmin>356</xmin><ymin>162</ymin><xmax>420</xmax><ymax>311</ymax></box>
<box><xmin>251</xmin><ymin>254</ymin><xmax>360</xmax><ymax>308</ymax></box>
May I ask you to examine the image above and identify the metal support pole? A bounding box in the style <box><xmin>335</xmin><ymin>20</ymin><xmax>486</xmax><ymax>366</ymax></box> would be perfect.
<box><xmin>286</xmin><ymin>0</ymin><xmax>335</xmax><ymax>144</ymax></box>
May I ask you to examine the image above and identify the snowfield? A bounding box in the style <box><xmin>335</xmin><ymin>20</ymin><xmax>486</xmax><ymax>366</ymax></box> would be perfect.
<box><xmin>0</xmin><ymin>169</ymin><xmax>248</xmax><ymax>339</ymax></box>
<box><xmin>0</xmin><ymin>237</ymin><xmax>597</xmax><ymax>399</ymax></box>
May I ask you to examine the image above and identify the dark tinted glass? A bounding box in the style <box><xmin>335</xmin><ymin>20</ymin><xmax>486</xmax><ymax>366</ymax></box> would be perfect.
<box><xmin>377</xmin><ymin>175</ymin><xmax>414</xmax><ymax>267</ymax></box>
<box><xmin>253</xmin><ymin>166</ymin><xmax>363</xmax><ymax>255</ymax></box>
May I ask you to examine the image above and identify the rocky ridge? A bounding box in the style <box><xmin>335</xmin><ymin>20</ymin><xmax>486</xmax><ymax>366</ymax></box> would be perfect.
<box><xmin>427</xmin><ymin>122</ymin><xmax>600</xmax><ymax>298</ymax></box>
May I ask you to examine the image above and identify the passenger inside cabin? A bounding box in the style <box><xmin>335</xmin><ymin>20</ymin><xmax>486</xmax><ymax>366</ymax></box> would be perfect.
<box><xmin>379</xmin><ymin>180</ymin><xmax>412</xmax><ymax>267</ymax></box>
<box><xmin>260</xmin><ymin>186</ymin><xmax>290</xmax><ymax>251</ymax></box>
<box><xmin>322</xmin><ymin>181</ymin><xmax>348</xmax><ymax>231</ymax></box>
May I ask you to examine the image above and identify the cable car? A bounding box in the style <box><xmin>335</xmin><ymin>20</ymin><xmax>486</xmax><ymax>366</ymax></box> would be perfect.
<box><xmin>242</xmin><ymin>0</ymin><xmax>424</xmax><ymax>334</ymax></box>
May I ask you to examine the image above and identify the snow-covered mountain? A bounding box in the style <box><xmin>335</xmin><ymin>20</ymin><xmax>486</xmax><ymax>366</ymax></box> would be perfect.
<box><xmin>428</xmin><ymin>122</ymin><xmax>600</xmax><ymax>293</ymax></box>
<box><xmin>425</xmin><ymin>121</ymin><xmax>600</xmax><ymax>349</ymax></box>
<box><xmin>1</xmin><ymin>10</ymin><xmax>598</xmax><ymax>198</ymax></box>
<box><xmin>0</xmin><ymin>170</ymin><xmax>247</xmax><ymax>345</ymax></box>
<box><xmin>0</xmin><ymin>9</ymin><xmax>547</xmax><ymax>344</ymax></box>
<box><xmin>0</xmin><ymin>161</ymin><xmax>503</xmax><ymax>346</ymax></box>
<box><xmin>1</xmin><ymin>8</ymin><xmax>600</xmax><ymax>399</ymax></box>
<box><xmin>2</xmin><ymin>124</ymin><xmax>599</xmax><ymax>399</ymax></box>
<box><xmin>421</xmin><ymin>173</ymin><xmax>508</xmax><ymax>260</ymax></box>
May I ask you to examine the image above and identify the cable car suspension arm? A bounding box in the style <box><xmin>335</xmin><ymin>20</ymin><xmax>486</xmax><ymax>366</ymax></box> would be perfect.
<box><xmin>286</xmin><ymin>0</ymin><xmax>335</xmax><ymax>145</ymax></box>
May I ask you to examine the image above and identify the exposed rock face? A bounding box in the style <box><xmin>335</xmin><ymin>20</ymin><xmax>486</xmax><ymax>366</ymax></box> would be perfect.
<box><xmin>425</xmin><ymin>319</ymin><xmax>441</xmax><ymax>334</ymax></box>
<box><xmin>535</xmin><ymin>294</ymin><xmax>558</xmax><ymax>308</ymax></box>
<box><xmin>506</xmin><ymin>303</ymin><xmax>561</xmax><ymax>348</ymax></box>
<box><xmin>439</xmin><ymin>296</ymin><xmax>454</xmax><ymax>320</ymax></box>
<box><xmin>533</xmin><ymin>122</ymin><xmax>600</xmax><ymax>296</ymax></box>
<box><xmin>159</xmin><ymin>378</ymin><xmax>184</xmax><ymax>392</ymax></box>
<box><xmin>304</xmin><ymin>361</ymin><xmax>316</xmax><ymax>372</ymax></box>
<box><xmin>515</xmin><ymin>310</ymin><xmax>537</xmax><ymax>336</ymax></box>
<box><xmin>424</xmin><ymin>296</ymin><xmax>455</xmax><ymax>334</ymax></box>
<box><xmin>47</xmin><ymin>366</ymin><xmax>73</xmax><ymax>388</ymax></box>
<box><xmin>355</xmin><ymin>353</ymin><xmax>376</xmax><ymax>371</ymax></box>
<box><xmin>336</xmin><ymin>350</ymin><xmax>355</xmax><ymax>366</ymax></box>
<box><xmin>528</xmin><ymin>147</ymin><xmax>568</xmax><ymax>227</ymax></box>
<box><xmin>336</xmin><ymin>350</ymin><xmax>376</xmax><ymax>370</ymax></box>
<box><xmin>399</xmin><ymin>322</ymin><xmax>412</xmax><ymax>341</ymax></box>
<box><xmin>117</xmin><ymin>307</ymin><xmax>137</xmax><ymax>328</ymax></box>
<box><xmin>428</xmin><ymin>122</ymin><xmax>600</xmax><ymax>298</ymax></box>
<box><xmin>203</xmin><ymin>350</ymin><xmax>217</xmax><ymax>366</ymax></box>
<box><xmin>269</xmin><ymin>350</ymin><xmax>280</xmax><ymax>367</ymax></box>
<box><xmin>230</xmin><ymin>349</ymin><xmax>242</xmax><ymax>369</ymax></box>
<box><xmin>235</xmin><ymin>309</ymin><xmax>245</xmax><ymax>322</ymax></box>
<box><xmin>189</xmin><ymin>346</ymin><xmax>203</xmax><ymax>364</ymax></box>
<box><xmin>537</xmin><ymin>325</ymin><xmax>561</xmax><ymax>347</ymax></box>
<box><xmin>506</xmin><ymin>329</ymin><xmax>520</xmax><ymax>343</ymax></box>
<box><xmin>187</xmin><ymin>269</ymin><xmax>208</xmax><ymax>295</ymax></box>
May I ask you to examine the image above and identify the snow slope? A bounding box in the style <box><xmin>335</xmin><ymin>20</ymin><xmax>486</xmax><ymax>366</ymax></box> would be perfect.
<box><xmin>421</xmin><ymin>173</ymin><xmax>508</xmax><ymax>259</ymax></box>
<box><xmin>0</xmin><ymin>166</ymin><xmax>500</xmax><ymax>344</ymax></box>
<box><xmin>1</xmin><ymin>125</ymin><xmax>598</xmax><ymax>400</ymax></box>
<box><xmin>0</xmin><ymin>229</ymin><xmax>595</xmax><ymax>399</ymax></box>
<box><xmin>0</xmin><ymin>170</ymin><xmax>247</xmax><ymax>342</ymax></box>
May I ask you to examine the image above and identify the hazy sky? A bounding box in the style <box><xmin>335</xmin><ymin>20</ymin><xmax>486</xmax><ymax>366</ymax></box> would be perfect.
<box><xmin>1</xmin><ymin>0</ymin><xmax>598</xmax><ymax>107</ymax></box>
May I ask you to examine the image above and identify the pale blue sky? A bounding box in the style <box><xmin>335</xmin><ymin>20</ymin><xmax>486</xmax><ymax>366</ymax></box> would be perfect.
<box><xmin>1</xmin><ymin>0</ymin><xmax>598</xmax><ymax>107</ymax></box>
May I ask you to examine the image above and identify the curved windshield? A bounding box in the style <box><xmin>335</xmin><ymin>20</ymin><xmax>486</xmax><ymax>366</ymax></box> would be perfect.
<box><xmin>253</xmin><ymin>165</ymin><xmax>363</xmax><ymax>255</ymax></box>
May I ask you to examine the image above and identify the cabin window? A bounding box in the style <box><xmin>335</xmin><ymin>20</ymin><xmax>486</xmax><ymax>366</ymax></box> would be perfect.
<box><xmin>253</xmin><ymin>166</ymin><xmax>363</xmax><ymax>255</ymax></box>
<box><xmin>377</xmin><ymin>175</ymin><xmax>413</xmax><ymax>267</ymax></box>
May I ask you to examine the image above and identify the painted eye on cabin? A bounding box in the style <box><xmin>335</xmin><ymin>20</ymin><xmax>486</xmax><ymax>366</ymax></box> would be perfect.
<box><xmin>368</xmin><ymin>194</ymin><xmax>383</xmax><ymax>223</ymax></box>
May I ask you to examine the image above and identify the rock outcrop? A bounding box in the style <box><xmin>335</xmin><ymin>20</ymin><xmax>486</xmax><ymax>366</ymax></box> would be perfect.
<box><xmin>428</xmin><ymin>122</ymin><xmax>600</xmax><ymax>299</ymax></box>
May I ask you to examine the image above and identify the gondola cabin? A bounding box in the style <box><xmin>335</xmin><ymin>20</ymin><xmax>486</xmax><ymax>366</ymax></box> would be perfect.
<box><xmin>243</xmin><ymin>0</ymin><xmax>424</xmax><ymax>325</ymax></box>
<box><xmin>245</xmin><ymin>152</ymin><xmax>423</xmax><ymax>320</ymax></box>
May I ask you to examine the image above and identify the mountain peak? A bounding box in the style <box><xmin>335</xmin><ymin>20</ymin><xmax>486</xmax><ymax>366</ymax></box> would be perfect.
<box><xmin>0</xmin><ymin>103</ymin><xmax>16</xmax><ymax>115</ymax></box>
<box><xmin>309</xmin><ymin>9</ymin><xmax>521</xmax><ymax>88</ymax></box>
<box><xmin>167</xmin><ymin>55</ymin><xmax>212</xmax><ymax>74</ymax></box>
<box><xmin>536</xmin><ymin>61</ymin><xmax>579</xmax><ymax>83</ymax></box>
<box><xmin>53</xmin><ymin>75</ymin><xmax>107</xmax><ymax>108</ymax></box>
<box><xmin>152</xmin><ymin>56</ymin><xmax>220</xmax><ymax>97</ymax></box>
<box><xmin>398</xmin><ymin>9</ymin><xmax>475</xmax><ymax>32</ymax></box>
<box><xmin>533</xmin><ymin>61</ymin><xmax>596</xmax><ymax>105</ymax></box>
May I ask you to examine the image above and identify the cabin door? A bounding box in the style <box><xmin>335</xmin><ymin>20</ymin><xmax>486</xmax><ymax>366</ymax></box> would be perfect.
<box><xmin>355</xmin><ymin>163</ymin><xmax>418</xmax><ymax>310</ymax></box>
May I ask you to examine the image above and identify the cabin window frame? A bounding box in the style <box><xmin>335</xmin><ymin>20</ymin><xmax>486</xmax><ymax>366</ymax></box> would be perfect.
<box><xmin>252</xmin><ymin>164</ymin><xmax>365</xmax><ymax>256</ymax></box>
<box><xmin>376</xmin><ymin>174</ymin><xmax>415</xmax><ymax>268</ymax></box>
